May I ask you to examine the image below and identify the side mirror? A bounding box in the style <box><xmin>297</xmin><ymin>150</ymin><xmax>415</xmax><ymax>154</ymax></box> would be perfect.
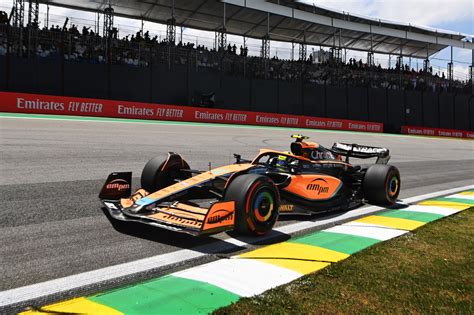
<box><xmin>233</xmin><ymin>153</ymin><xmax>241</xmax><ymax>163</ymax></box>
<box><xmin>233</xmin><ymin>153</ymin><xmax>251</xmax><ymax>164</ymax></box>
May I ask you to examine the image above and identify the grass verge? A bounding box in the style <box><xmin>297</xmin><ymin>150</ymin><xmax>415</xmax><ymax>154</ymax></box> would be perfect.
<box><xmin>214</xmin><ymin>208</ymin><xmax>474</xmax><ymax>314</ymax></box>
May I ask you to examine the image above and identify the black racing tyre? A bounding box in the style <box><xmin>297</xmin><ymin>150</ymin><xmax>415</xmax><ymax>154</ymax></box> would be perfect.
<box><xmin>141</xmin><ymin>154</ymin><xmax>190</xmax><ymax>192</ymax></box>
<box><xmin>224</xmin><ymin>174</ymin><xmax>280</xmax><ymax>236</ymax></box>
<box><xmin>363</xmin><ymin>164</ymin><xmax>400</xmax><ymax>205</ymax></box>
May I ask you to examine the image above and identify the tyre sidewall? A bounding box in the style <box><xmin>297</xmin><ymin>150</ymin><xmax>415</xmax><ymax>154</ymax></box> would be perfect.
<box><xmin>225</xmin><ymin>174</ymin><xmax>280</xmax><ymax>235</ymax></box>
<box><xmin>141</xmin><ymin>155</ymin><xmax>190</xmax><ymax>192</ymax></box>
<box><xmin>363</xmin><ymin>165</ymin><xmax>400</xmax><ymax>205</ymax></box>
<box><xmin>244</xmin><ymin>178</ymin><xmax>280</xmax><ymax>235</ymax></box>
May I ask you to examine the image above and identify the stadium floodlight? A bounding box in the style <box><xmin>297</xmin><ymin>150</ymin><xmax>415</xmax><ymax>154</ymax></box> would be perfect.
<box><xmin>103</xmin><ymin>4</ymin><xmax>114</xmax><ymax>38</ymax></box>
<box><xmin>27</xmin><ymin>0</ymin><xmax>39</xmax><ymax>28</ymax></box>
<box><xmin>367</xmin><ymin>52</ymin><xmax>375</xmax><ymax>67</ymax></box>
<box><xmin>261</xmin><ymin>35</ymin><xmax>270</xmax><ymax>59</ymax></box>
<box><xmin>12</xmin><ymin>0</ymin><xmax>24</xmax><ymax>28</ymax></box>
<box><xmin>298</xmin><ymin>30</ymin><xmax>307</xmax><ymax>61</ymax></box>
<box><xmin>447</xmin><ymin>46</ymin><xmax>454</xmax><ymax>82</ymax></box>
<box><xmin>447</xmin><ymin>62</ymin><xmax>454</xmax><ymax>82</ymax></box>
<box><xmin>166</xmin><ymin>17</ymin><xmax>176</xmax><ymax>45</ymax></box>
<box><xmin>215</xmin><ymin>26</ymin><xmax>227</xmax><ymax>52</ymax></box>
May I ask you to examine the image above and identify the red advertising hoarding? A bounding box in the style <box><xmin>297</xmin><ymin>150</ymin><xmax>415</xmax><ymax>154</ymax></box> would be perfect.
<box><xmin>401</xmin><ymin>126</ymin><xmax>474</xmax><ymax>139</ymax></box>
<box><xmin>0</xmin><ymin>91</ymin><xmax>384</xmax><ymax>132</ymax></box>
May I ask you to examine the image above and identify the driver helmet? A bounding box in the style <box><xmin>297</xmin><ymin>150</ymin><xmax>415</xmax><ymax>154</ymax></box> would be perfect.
<box><xmin>269</xmin><ymin>154</ymin><xmax>288</xmax><ymax>168</ymax></box>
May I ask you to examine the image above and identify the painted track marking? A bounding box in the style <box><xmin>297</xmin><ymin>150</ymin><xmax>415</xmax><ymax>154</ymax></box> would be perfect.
<box><xmin>17</xmin><ymin>189</ymin><xmax>474</xmax><ymax>315</ymax></box>
<box><xmin>2</xmin><ymin>185</ymin><xmax>473</xmax><ymax>309</ymax></box>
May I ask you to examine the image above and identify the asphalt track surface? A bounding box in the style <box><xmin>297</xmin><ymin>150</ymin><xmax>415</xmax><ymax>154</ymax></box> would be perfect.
<box><xmin>1</xmin><ymin>115</ymin><xmax>473</xmax><ymax>295</ymax></box>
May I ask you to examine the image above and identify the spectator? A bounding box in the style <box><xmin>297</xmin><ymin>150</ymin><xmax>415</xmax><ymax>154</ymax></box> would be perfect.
<box><xmin>0</xmin><ymin>11</ymin><xmax>8</xmax><ymax>24</ymax></box>
<box><xmin>0</xmin><ymin>22</ymin><xmax>469</xmax><ymax>93</ymax></box>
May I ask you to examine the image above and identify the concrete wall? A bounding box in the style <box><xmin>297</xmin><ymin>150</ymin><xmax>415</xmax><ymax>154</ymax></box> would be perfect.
<box><xmin>111</xmin><ymin>64</ymin><xmax>150</xmax><ymax>102</ymax></box>
<box><xmin>302</xmin><ymin>83</ymin><xmax>325</xmax><ymax>117</ymax></box>
<box><xmin>368</xmin><ymin>88</ymin><xmax>387</xmax><ymax>124</ymax></box>
<box><xmin>278</xmin><ymin>81</ymin><xmax>303</xmax><ymax>115</ymax></box>
<box><xmin>386</xmin><ymin>90</ymin><xmax>405</xmax><ymax>132</ymax></box>
<box><xmin>422</xmin><ymin>91</ymin><xmax>438</xmax><ymax>128</ymax></box>
<box><xmin>454</xmin><ymin>94</ymin><xmax>471</xmax><ymax>131</ymax></box>
<box><xmin>220</xmin><ymin>75</ymin><xmax>251</xmax><ymax>111</ymax></box>
<box><xmin>326</xmin><ymin>86</ymin><xmax>347</xmax><ymax>119</ymax></box>
<box><xmin>347</xmin><ymin>87</ymin><xmax>368</xmax><ymax>121</ymax></box>
<box><xmin>470</xmin><ymin>96</ymin><xmax>474</xmax><ymax>131</ymax></box>
<box><xmin>405</xmin><ymin>90</ymin><xmax>423</xmax><ymax>126</ymax></box>
<box><xmin>64</xmin><ymin>62</ymin><xmax>108</xmax><ymax>99</ymax></box>
<box><xmin>1</xmin><ymin>56</ymin><xmax>472</xmax><ymax>131</ymax></box>
<box><xmin>251</xmin><ymin>79</ymin><xmax>278</xmax><ymax>113</ymax></box>
<box><xmin>439</xmin><ymin>92</ymin><xmax>455</xmax><ymax>129</ymax></box>
<box><xmin>151</xmin><ymin>65</ymin><xmax>188</xmax><ymax>105</ymax></box>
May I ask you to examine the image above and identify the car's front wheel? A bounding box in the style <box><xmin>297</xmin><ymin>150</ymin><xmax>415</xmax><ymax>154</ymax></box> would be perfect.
<box><xmin>141</xmin><ymin>153</ymin><xmax>191</xmax><ymax>192</ymax></box>
<box><xmin>225</xmin><ymin>174</ymin><xmax>280</xmax><ymax>236</ymax></box>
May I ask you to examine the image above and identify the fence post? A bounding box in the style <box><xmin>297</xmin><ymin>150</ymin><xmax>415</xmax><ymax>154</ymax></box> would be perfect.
<box><xmin>149</xmin><ymin>44</ymin><xmax>153</xmax><ymax>102</ymax></box>
<box><xmin>60</xmin><ymin>31</ymin><xmax>65</xmax><ymax>95</ymax></box>
<box><xmin>324</xmin><ymin>81</ymin><xmax>327</xmax><ymax>117</ymax></box>
<box><xmin>5</xmin><ymin>24</ymin><xmax>11</xmax><ymax>90</ymax></box>
<box><xmin>106</xmin><ymin>37</ymin><xmax>111</xmax><ymax>99</ymax></box>
<box><xmin>366</xmin><ymin>85</ymin><xmax>370</xmax><ymax>121</ymax></box>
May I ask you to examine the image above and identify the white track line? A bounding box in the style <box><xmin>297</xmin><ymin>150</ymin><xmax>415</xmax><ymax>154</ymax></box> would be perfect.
<box><xmin>324</xmin><ymin>224</ymin><xmax>408</xmax><ymax>241</ymax></box>
<box><xmin>174</xmin><ymin>259</ymin><xmax>301</xmax><ymax>297</ymax></box>
<box><xmin>446</xmin><ymin>193</ymin><xmax>474</xmax><ymax>200</ymax></box>
<box><xmin>402</xmin><ymin>205</ymin><xmax>462</xmax><ymax>216</ymax></box>
<box><xmin>0</xmin><ymin>184</ymin><xmax>472</xmax><ymax>307</ymax></box>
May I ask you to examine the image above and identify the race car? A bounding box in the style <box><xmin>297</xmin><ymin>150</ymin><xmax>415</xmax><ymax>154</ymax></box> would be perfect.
<box><xmin>99</xmin><ymin>135</ymin><xmax>400</xmax><ymax>236</ymax></box>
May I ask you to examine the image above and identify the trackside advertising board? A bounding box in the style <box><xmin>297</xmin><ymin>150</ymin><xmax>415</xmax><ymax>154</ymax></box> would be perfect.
<box><xmin>401</xmin><ymin>126</ymin><xmax>474</xmax><ymax>139</ymax></box>
<box><xmin>1</xmin><ymin>91</ymin><xmax>383</xmax><ymax>132</ymax></box>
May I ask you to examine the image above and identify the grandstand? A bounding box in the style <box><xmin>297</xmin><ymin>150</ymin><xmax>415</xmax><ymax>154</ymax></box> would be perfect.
<box><xmin>0</xmin><ymin>0</ymin><xmax>473</xmax><ymax>132</ymax></box>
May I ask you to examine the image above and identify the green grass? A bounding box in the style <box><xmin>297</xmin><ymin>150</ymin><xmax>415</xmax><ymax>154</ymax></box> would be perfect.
<box><xmin>214</xmin><ymin>208</ymin><xmax>474</xmax><ymax>314</ymax></box>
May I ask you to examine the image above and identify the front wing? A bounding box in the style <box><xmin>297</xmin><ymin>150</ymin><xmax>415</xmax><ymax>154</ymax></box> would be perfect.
<box><xmin>101</xmin><ymin>200</ymin><xmax>236</xmax><ymax>236</ymax></box>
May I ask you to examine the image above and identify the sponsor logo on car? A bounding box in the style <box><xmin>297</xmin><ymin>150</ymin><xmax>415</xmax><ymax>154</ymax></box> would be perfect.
<box><xmin>106</xmin><ymin>179</ymin><xmax>130</xmax><ymax>191</ymax></box>
<box><xmin>279</xmin><ymin>204</ymin><xmax>294</xmax><ymax>212</ymax></box>
<box><xmin>306</xmin><ymin>178</ymin><xmax>330</xmax><ymax>195</ymax></box>
<box><xmin>334</xmin><ymin>143</ymin><xmax>386</xmax><ymax>155</ymax></box>
<box><xmin>206</xmin><ymin>209</ymin><xmax>234</xmax><ymax>224</ymax></box>
<box><xmin>310</xmin><ymin>150</ymin><xmax>335</xmax><ymax>160</ymax></box>
<box><xmin>161</xmin><ymin>214</ymin><xmax>201</xmax><ymax>227</ymax></box>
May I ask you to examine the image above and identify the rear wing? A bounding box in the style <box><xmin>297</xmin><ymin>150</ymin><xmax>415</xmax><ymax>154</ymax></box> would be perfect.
<box><xmin>331</xmin><ymin>143</ymin><xmax>390</xmax><ymax>164</ymax></box>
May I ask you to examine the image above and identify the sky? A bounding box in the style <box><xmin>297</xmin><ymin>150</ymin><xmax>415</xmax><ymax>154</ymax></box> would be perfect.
<box><xmin>0</xmin><ymin>0</ymin><xmax>472</xmax><ymax>80</ymax></box>
<box><xmin>301</xmin><ymin>0</ymin><xmax>473</xmax><ymax>79</ymax></box>
<box><xmin>304</xmin><ymin>0</ymin><xmax>472</xmax><ymax>30</ymax></box>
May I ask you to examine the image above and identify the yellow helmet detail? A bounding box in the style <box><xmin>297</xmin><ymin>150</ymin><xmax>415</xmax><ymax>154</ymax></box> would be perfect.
<box><xmin>291</xmin><ymin>134</ymin><xmax>309</xmax><ymax>142</ymax></box>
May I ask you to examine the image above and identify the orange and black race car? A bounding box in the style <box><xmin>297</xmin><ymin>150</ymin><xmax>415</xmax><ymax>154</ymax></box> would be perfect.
<box><xmin>99</xmin><ymin>135</ymin><xmax>400</xmax><ymax>236</ymax></box>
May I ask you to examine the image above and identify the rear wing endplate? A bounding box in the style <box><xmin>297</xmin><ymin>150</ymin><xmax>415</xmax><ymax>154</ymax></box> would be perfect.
<box><xmin>331</xmin><ymin>143</ymin><xmax>390</xmax><ymax>164</ymax></box>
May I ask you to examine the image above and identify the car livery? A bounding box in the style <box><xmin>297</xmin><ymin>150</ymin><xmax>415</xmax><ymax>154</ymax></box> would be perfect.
<box><xmin>99</xmin><ymin>135</ymin><xmax>400</xmax><ymax>236</ymax></box>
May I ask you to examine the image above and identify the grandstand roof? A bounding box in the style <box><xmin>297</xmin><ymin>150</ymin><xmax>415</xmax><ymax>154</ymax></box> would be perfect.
<box><xmin>40</xmin><ymin>0</ymin><xmax>474</xmax><ymax>58</ymax></box>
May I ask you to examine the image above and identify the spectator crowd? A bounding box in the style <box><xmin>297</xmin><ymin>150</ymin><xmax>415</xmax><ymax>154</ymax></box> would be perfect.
<box><xmin>0</xmin><ymin>15</ymin><xmax>471</xmax><ymax>94</ymax></box>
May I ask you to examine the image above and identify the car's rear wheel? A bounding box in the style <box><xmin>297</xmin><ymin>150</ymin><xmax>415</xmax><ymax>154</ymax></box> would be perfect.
<box><xmin>225</xmin><ymin>174</ymin><xmax>280</xmax><ymax>236</ymax></box>
<box><xmin>141</xmin><ymin>153</ymin><xmax>191</xmax><ymax>192</ymax></box>
<box><xmin>363</xmin><ymin>164</ymin><xmax>400</xmax><ymax>205</ymax></box>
